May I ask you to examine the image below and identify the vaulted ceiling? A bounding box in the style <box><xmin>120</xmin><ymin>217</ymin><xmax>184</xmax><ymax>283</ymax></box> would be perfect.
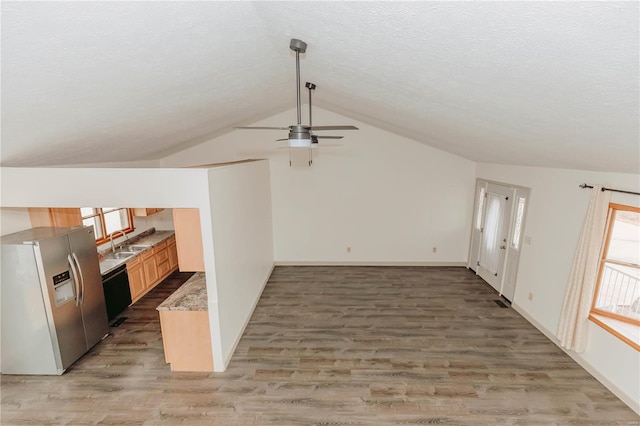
<box><xmin>1</xmin><ymin>2</ymin><xmax>638</xmax><ymax>172</ymax></box>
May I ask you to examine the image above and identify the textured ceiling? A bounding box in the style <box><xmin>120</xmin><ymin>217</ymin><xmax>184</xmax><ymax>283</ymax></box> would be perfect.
<box><xmin>1</xmin><ymin>1</ymin><xmax>638</xmax><ymax>172</ymax></box>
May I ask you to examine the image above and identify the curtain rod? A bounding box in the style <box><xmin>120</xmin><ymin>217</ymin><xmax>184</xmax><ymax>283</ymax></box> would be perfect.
<box><xmin>579</xmin><ymin>183</ymin><xmax>640</xmax><ymax>196</ymax></box>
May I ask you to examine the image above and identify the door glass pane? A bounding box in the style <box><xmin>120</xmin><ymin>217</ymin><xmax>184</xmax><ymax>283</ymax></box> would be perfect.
<box><xmin>476</xmin><ymin>187</ymin><xmax>486</xmax><ymax>230</ymax></box>
<box><xmin>479</xmin><ymin>194</ymin><xmax>506</xmax><ymax>275</ymax></box>
<box><xmin>511</xmin><ymin>197</ymin><xmax>526</xmax><ymax>249</ymax></box>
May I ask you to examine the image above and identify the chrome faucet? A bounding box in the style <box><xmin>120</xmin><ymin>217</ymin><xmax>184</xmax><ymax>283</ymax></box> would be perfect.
<box><xmin>109</xmin><ymin>230</ymin><xmax>129</xmax><ymax>253</ymax></box>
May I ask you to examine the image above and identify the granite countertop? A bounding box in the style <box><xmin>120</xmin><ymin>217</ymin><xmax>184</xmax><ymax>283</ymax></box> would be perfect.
<box><xmin>99</xmin><ymin>229</ymin><xmax>174</xmax><ymax>276</ymax></box>
<box><xmin>130</xmin><ymin>230</ymin><xmax>174</xmax><ymax>247</ymax></box>
<box><xmin>157</xmin><ymin>272</ymin><xmax>207</xmax><ymax>311</ymax></box>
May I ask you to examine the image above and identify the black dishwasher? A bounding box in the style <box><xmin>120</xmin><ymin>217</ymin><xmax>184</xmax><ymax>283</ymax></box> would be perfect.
<box><xmin>101</xmin><ymin>265</ymin><xmax>132</xmax><ymax>322</ymax></box>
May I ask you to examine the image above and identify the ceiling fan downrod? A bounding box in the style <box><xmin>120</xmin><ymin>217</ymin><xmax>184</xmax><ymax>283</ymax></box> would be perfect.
<box><xmin>290</xmin><ymin>39</ymin><xmax>307</xmax><ymax>127</ymax></box>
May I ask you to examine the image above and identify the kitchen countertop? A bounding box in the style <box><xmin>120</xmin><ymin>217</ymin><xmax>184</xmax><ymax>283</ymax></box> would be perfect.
<box><xmin>156</xmin><ymin>272</ymin><xmax>207</xmax><ymax>311</ymax></box>
<box><xmin>129</xmin><ymin>230</ymin><xmax>174</xmax><ymax>247</ymax></box>
<box><xmin>99</xmin><ymin>229</ymin><xmax>174</xmax><ymax>276</ymax></box>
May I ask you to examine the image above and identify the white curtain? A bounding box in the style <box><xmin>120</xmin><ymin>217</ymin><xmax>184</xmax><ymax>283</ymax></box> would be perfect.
<box><xmin>479</xmin><ymin>194</ymin><xmax>506</xmax><ymax>275</ymax></box>
<box><xmin>557</xmin><ymin>185</ymin><xmax>611</xmax><ymax>352</ymax></box>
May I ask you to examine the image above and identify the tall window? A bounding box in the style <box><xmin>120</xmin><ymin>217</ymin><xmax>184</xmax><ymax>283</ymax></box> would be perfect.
<box><xmin>81</xmin><ymin>208</ymin><xmax>134</xmax><ymax>245</ymax></box>
<box><xmin>511</xmin><ymin>197</ymin><xmax>526</xmax><ymax>250</ymax></box>
<box><xmin>591</xmin><ymin>203</ymin><xmax>640</xmax><ymax>325</ymax></box>
<box><xmin>475</xmin><ymin>186</ymin><xmax>486</xmax><ymax>230</ymax></box>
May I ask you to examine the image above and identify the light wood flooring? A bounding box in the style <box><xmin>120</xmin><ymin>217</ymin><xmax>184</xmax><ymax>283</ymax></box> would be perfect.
<box><xmin>2</xmin><ymin>266</ymin><xmax>638</xmax><ymax>425</ymax></box>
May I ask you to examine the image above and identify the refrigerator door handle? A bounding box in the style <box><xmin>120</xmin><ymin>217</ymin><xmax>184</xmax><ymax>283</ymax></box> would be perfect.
<box><xmin>68</xmin><ymin>254</ymin><xmax>81</xmax><ymax>306</ymax></box>
<box><xmin>72</xmin><ymin>252</ymin><xmax>85</xmax><ymax>305</ymax></box>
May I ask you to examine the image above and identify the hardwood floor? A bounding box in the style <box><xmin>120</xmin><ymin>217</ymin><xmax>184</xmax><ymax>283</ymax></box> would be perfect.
<box><xmin>2</xmin><ymin>267</ymin><xmax>638</xmax><ymax>425</ymax></box>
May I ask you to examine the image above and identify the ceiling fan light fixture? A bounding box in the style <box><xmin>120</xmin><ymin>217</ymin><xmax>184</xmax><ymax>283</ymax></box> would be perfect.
<box><xmin>288</xmin><ymin>125</ymin><xmax>311</xmax><ymax>147</ymax></box>
<box><xmin>288</xmin><ymin>137</ymin><xmax>313</xmax><ymax>148</ymax></box>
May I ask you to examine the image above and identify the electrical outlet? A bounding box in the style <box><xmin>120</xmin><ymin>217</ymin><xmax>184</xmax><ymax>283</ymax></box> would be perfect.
<box><xmin>528</xmin><ymin>292</ymin><xmax>533</xmax><ymax>301</ymax></box>
<box><xmin>432</xmin><ymin>247</ymin><xmax>437</xmax><ymax>253</ymax></box>
<box><xmin>346</xmin><ymin>246</ymin><xmax>351</xmax><ymax>253</ymax></box>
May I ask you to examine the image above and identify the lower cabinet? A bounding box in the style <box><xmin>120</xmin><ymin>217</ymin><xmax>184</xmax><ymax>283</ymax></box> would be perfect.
<box><xmin>142</xmin><ymin>249</ymin><xmax>159</xmax><ymax>286</ymax></box>
<box><xmin>168</xmin><ymin>237</ymin><xmax>178</xmax><ymax>270</ymax></box>
<box><xmin>127</xmin><ymin>257</ymin><xmax>146</xmax><ymax>300</ymax></box>
<box><xmin>155</xmin><ymin>241</ymin><xmax>170</xmax><ymax>277</ymax></box>
<box><xmin>158</xmin><ymin>310</ymin><xmax>213</xmax><ymax>372</ymax></box>
<box><xmin>126</xmin><ymin>237</ymin><xmax>178</xmax><ymax>303</ymax></box>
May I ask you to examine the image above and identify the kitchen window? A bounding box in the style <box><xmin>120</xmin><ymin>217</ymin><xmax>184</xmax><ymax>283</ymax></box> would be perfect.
<box><xmin>590</xmin><ymin>203</ymin><xmax>640</xmax><ymax>350</ymax></box>
<box><xmin>81</xmin><ymin>208</ymin><xmax>134</xmax><ymax>245</ymax></box>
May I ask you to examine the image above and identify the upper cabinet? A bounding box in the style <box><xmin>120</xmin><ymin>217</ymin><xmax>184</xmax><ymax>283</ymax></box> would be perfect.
<box><xmin>172</xmin><ymin>208</ymin><xmax>205</xmax><ymax>272</ymax></box>
<box><xmin>133</xmin><ymin>208</ymin><xmax>164</xmax><ymax>217</ymax></box>
<box><xmin>28</xmin><ymin>208</ymin><xmax>82</xmax><ymax>228</ymax></box>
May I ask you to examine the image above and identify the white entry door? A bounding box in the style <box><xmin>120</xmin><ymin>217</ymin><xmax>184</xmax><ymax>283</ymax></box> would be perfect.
<box><xmin>468</xmin><ymin>181</ymin><xmax>487</xmax><ymax>273</ymax></box>
<box><xmin>501</xmin><ymin>188</ymin><xmax>529</xmax><ymax>301</ymax></box>
<box><xmin>477</xmin><ymin>183</ymin><xmax>514</xmax><ymax>292</ymax></box>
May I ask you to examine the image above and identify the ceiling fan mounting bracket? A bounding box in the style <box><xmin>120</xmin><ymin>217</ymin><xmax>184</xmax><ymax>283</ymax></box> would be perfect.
<box><xmin>289</xmin><ymin>38</ymin><xmax>307</xmax><ymax>53</ymax></box>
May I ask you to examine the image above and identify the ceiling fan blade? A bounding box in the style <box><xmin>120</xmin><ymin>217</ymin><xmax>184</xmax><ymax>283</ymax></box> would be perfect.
<box><xmin>316</xmin><ymin>135</ymin><xmax>343</xmax><ymax>139</ymax></box>
<box><xmin>310</xmin><ymin>125</ymin><xmax>359</xmax><ymax>131</ymax></box>
<box><xmin>234</xmin><ymin>126</ymin><xmax>290</xmax><ymax>130</ymax></box>
<box><xmin>275</xmin><ymin>138</ymin><xmax>288</xmax><ymax>141</ymax></box>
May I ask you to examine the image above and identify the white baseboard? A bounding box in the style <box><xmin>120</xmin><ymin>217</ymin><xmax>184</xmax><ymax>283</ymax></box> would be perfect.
<box><xmin>512</xmin><ymin>302</ymin><xmax>640</xmax><ymax>416</ymax></box>
<box><xmin>221</xmin><ymin>263</ymin><xmax>275</xmax><ymax>369</ymax></box>
<box><xmin>275</xmin><ymin>261</ymin><xmax>467</xmax><ymax>267</ymax></box>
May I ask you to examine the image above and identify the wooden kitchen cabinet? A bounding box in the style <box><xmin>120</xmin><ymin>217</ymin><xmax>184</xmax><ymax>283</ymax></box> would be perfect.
<box><xmin>133</xmin><ymin>208</ymin><xmax>164</xmax><ymax>217</ymax></box>
<box><xmin>125</xmin><ymin>236</ymin><xmax>180</xmax><ymax>303</ymax></box>
<box><xmin>155</xmin><ymin>241</ymin><xmax>171</xmax><ymax>278</ymax></box>
<box><xmin>172</xmin><ymin>208</ymin><xmax>205</xmax><ymax>272</ymax></box>
<box><xmin>29</xmin><ymin>208</ymin><xmax>82</xmax><ymax>228</ymax></box>
<box><xmin>155</xmin><ymin>241</ymin><xmax>169</xmax><ymax>262</ymax></box>
<box><xmin>158</xmin><ymin>310</ymin><xmax>213</xmax><ymax>372</ymax></box>
<box><xmin>157</xmin><ymin>273</ymin><xmax>213</xmax><ymax>372</ymax></box>
<box><xmin>157</xmin><ymin>260</ymin><xmax>171</xmax><ymax>278</ymax></box>
<box><xmin>168</xmin><ymin>236</ymin><xmax>178</xmax><ymax>270</ymax></box>
<box><xmin>142</xmin><ymin>249</ymin><xmax>159</xmax><ymax>288</ymax></box>
<box><xmin>126</xmin><ymin>257</ymin><xmax>146</xmax><ymax>300</ymax></box>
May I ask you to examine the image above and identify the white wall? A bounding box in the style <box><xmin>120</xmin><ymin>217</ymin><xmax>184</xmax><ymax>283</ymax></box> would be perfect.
<box><xmin>0</xmin><ymin>168</ymin><xmax>210</xmax><ymax>208</ymax></box>
<box><xmin>0</xmin><ymin>207</ymin><xmax>32</xmax><ymax>236</ymax></box>
<box><xmin>162</xmin><ymin>107</ymin><xmax>477</xmax><ymax>264</ymax></box>
<box><xmin>135</xmin><ymin>208</ymin><xmax>175</xmax><ymax>231</ymax></box>
<box><xmin>476</xmin><ymin>162</ymin><xmax>640</xmax><ymax>413</ymax></box>
<box><xmin>207</xmin><ymin>161</ymin><xmax>274</xmax><ymax>365</ymax></box>
<box><xmin>54</xmin><ymin>159</ymin><xmax>163</xmax><ymax>168</ymax></box>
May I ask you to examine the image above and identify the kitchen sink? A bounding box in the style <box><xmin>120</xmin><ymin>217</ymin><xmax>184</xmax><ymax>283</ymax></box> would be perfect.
<box><xmin>120</xmin><ymin>245</ymin><xmax>149</xmax><ymax>252</ymax></box>
<box><xmin>111</xmin><ymin>251</ymin><xmax>136</xmax><ymax>259</ymax></box>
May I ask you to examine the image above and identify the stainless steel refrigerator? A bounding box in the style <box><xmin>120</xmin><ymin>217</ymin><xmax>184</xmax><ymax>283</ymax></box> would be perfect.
<box><xmin>1</xmin><ymin>226</ymin><xmax>109</xmax><ymax>375</ymax></box>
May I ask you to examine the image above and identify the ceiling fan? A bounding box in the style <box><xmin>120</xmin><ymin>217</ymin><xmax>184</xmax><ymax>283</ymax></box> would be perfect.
<box><xmin>297</xmin><ymin>81</ymin><xmax>345</xmax><ymax>148</ymax></box>
<box><xmin>234</xmin><ymin>38</ymin><xmax>358</xmax><ymax>161</ymax></box>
